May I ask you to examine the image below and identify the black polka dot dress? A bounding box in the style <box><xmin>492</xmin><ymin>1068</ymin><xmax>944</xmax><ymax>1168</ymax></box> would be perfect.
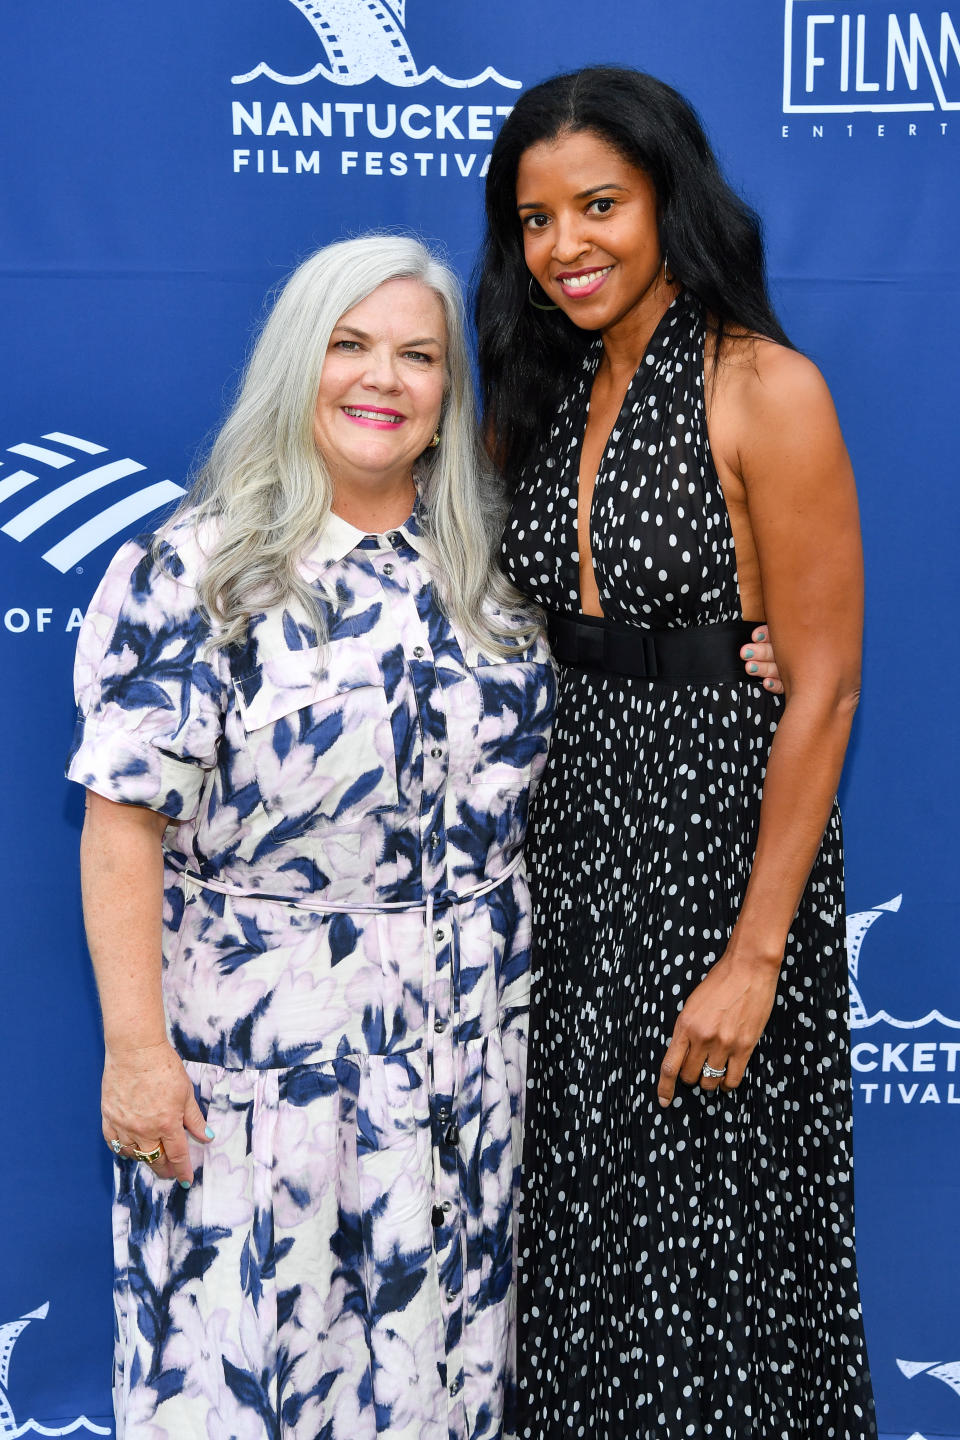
<box><xmin>501</xmin><ymin>294</ymin><xmax>877</xmax><ymax>1440</ymax></box>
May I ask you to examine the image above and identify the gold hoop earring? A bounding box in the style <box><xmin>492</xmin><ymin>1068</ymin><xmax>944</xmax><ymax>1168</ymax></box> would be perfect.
<box><xmin>528</xmin><ymin>276</ymin><xmax>560</xmax><ymax>312</ymax></box>
<box><xmin>428</xmin><ymin>430</ymin><xmax>441</xmax><ymax>448</ymax></box>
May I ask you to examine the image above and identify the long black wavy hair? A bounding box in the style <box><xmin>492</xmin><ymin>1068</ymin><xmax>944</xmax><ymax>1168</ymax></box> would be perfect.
<box><xmin>475</xmin><ymin>66</ymin><xmax>793</xmax><ymax>478</ymax></box>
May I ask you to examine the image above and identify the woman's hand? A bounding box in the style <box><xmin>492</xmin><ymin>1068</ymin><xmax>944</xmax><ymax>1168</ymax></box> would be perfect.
<box><xmin>740</xmin><ymin>625</ymin><xmax>782</xmax><ymax>693</ymax></box>
<box><xmin>657</xmin><ymin>952</ymin><xmax>781</xmax><ymax>1106</ymax></box>
<box><xmin>103</xmin><ymin>1038</ymin><xmax>211</xmax><ymax>1184</ymax></box>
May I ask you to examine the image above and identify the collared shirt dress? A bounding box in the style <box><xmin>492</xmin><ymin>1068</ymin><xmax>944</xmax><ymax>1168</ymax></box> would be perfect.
<box><xmin>66</xmin><ymin>508</ymin><xmax>556</xmax><ymax>1440</ymax></box>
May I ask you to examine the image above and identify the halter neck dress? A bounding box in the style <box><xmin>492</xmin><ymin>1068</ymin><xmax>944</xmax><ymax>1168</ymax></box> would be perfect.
<box><xmin>501</xmin><ymin>292</ymin><xmax>877</xmax><ymax>1439</ymax></box>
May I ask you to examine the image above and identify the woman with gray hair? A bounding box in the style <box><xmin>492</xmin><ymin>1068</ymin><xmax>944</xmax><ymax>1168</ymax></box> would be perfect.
<box><xmin>67</xmin><ymin>234</ymin><xmax>555</xmax><ymax>1440</ymax></box>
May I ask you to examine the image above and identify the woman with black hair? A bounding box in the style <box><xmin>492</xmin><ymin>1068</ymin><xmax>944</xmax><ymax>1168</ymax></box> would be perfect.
<box><xmin>476</xmin><ymin>68</ymin><xmax>876</xmax><ymax>1439</ymax></box>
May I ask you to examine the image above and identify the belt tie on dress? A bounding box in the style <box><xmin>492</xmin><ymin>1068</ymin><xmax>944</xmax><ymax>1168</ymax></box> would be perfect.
<box><xmin>166</xmin><ymin>847</ymin><xmax>527</xmax><ymax>1248</ymax></box>
<box><xmin>547</xmin><ymin>610</ymin><xmax>757</xmax><ymax>681</ymax></box>
<box><xmin>164</xmin><ymin>846</ymin><xmax>525</xmax><ymax>1057</ymax></box>
<box><xmin>164</xmin><ymin>845</ymin><xmax>524</xmax><ymax>918</ymax></box>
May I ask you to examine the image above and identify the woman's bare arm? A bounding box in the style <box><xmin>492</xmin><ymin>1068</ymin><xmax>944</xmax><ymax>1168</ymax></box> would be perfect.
<box><xmin>658</xmin><ymin>345</ymin><xmax>862</xmax><ymax>1102</ymax></box>
<box><xmin>81</xmin><ymin>790</ymin><xmax>211</xmax><ymax>1180</ymax></box>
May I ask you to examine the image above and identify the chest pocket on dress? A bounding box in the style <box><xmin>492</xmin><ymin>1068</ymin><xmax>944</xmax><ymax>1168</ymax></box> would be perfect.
<box><xmin>233</xmin><ymin>644</ymin><xmax>399</xmax><ymax>834</ymax></box>
<box><xmin>462</xmin><ymin>638</ymin><xmax>556</xmax><ymax>791</ymax></box>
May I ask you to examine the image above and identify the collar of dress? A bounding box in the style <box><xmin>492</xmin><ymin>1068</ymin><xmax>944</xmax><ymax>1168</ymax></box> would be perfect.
<box><xmin>299</xmin><ymin>506</ymin><xmax>425</xmax><ymax>577</ymax></box>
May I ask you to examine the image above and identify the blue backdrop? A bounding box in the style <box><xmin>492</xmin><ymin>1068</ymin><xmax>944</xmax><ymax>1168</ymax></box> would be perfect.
<box><xmin>1</xmin><ymin>3</ymin><xmax>957</xmax><ymax>1436</ymax></box>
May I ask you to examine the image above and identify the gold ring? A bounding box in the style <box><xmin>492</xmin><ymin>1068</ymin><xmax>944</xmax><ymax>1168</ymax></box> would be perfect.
<box><xmin>131</xmin><ymin>1142</ymin><xmax>164</xmax><ymax>1165</ymax></box>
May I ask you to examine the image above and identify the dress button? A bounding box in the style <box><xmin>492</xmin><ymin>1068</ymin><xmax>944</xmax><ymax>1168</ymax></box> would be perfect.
<box><xmin>434</xmin><ymin>1018</ymin><xmax>446</xmax><ymax>1033</ymax></box>
<box><xmin>434</xmin><ymin>926</ymin><xmax>445</xmax><ymax>942</ymax></box>
<box><xmin>387</xmin><ymin>531</ymin><xmax>401</xmax><ymax>545</ymax></box>
<box><xmin>429</xmin><ymin>833</ymin><xmax>440</xmax><ymax>850</ymax></box>
<box><xmin>382</xmin><ymin>562</ymin><xmax>394</xmax><ymax>576</ymax></box>
<box><xmin>449</xmin><ymin>1377</ymin><xmax>462</xmax><ymax>1398</ymax></box>
<box><xmin>431</xmin><ymin>1205</ymin><xmax>445</xmax><ymax>1228</ymax></box>
<box><xmin>413</xmin><ymin>645</ymin><xmax>425</xmax><ymax>659</ymax></box>
<box><xmin>430</xmin><ymin>746</ymin><xmax>443</xmax><ymax>759</ymax></box>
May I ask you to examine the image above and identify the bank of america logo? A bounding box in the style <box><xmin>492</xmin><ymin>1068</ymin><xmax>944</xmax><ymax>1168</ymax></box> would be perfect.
<box><xmin>232</xmin><ymin>0</ymin><xmax>520</xmax><ymax>89</ymax></box>
<box><xmin>783</xmin><ymin>1</ymin><xmax>960</xmax><ymax>112</ymax></box>
<box><xmin>0</xmin><ymin>432</ymin><xmax>184</xmax><ymax>574</ymax></box>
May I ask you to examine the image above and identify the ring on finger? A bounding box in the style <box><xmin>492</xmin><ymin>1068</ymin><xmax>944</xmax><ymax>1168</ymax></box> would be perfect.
<box><xmin>110</xmin><ymin>1138</ymin><xmax>124</xmax><ymax>1155</ymax></box>
<box><xmin>701</xmin><ymin>1062</ymin><xmax>727</xmax><ymax>1080</ymax></box>
<box><xmin>131</xmin><ymin>1142</ymin><xmax>165</xmax><ymax>1165</ymax></box>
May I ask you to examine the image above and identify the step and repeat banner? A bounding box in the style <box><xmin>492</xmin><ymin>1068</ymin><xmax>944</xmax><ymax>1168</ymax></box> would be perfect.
<box><xmin>1</xmin><ymin>2</ymin><xmax>957</xmax><ymax>1436</ymax></box>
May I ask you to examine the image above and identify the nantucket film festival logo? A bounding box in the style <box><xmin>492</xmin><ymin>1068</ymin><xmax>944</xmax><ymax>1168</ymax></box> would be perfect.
<box><xmin>0</xmin><ymin>430</ymin><xmax>184</xmax><ymax>639</ymax></box>
<box><xmin>897</xmin><ymin>1360</ymin><xmax>960</xmax><ymax>1440</ymax></box>
<box><xmin>782</xmin><ymin>0</ymin><xmax>960</xmax><ymax>137</ymax></box>
<box><xmin>0</xmin><ymin>1302</ymin><xmax>110</xmax><ymax>1437</ymax></box>
<box><xmin>848</xmin><ymin>896</ymin><xmax>960</xmax><ymax>1106</ymax></box>
<box><xmin>230</xmin><ymin>0</ymin><xmax>520</xmax><ymax>180</ymax></box>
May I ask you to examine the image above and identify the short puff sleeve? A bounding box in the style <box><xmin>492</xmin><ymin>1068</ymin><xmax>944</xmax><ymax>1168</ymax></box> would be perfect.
<box><xmin>65</xmin><ymin>534</ymin><xmax>227</xmax><ymax>820</ymax></box>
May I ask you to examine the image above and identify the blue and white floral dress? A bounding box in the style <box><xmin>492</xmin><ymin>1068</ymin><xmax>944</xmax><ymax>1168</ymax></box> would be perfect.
<box><xmin>67</xmin><ymin>508</ymin><xmax>555</xmax><ymax>1440</ymax></box>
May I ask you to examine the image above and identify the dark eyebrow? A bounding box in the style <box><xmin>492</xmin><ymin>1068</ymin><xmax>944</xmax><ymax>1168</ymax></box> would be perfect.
<box><xmin>516</xmin><ymin>182</ymin><xmax>629</xmax><ymax>213</ymax></box>
<box><xmin>332</xmin><ymin>324</ymin><xmax>443</xmax><ymax>346</ymax></box>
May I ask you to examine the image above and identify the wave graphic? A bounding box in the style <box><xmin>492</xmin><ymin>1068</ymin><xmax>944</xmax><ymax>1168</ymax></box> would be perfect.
<box><xmin>854</xmin><ymin>1008</ymin><xmax>960</xmax><ymax>1030</ymax></box>
<box><xmin>231</xmin><ymin>61</ymin><xmax>520</xmax><ymax>88</ymax></box>
<box><xmin>7</xmin><ymin>1420</ymin><xmax>111</xmax><ymax>1437</ymax></box>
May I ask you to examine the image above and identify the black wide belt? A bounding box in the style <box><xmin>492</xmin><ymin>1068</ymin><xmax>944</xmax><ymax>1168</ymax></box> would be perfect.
<box><xmin>546</xmin><ymin>611</ymin><xmax>757</xmax><ymax>681</ymax></box>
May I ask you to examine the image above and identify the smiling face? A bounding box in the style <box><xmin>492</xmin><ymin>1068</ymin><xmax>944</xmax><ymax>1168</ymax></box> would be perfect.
<box><xmin>516</xmin><ymin>128</ymin><xmax>674</xmax><ymax>340</ymax></box>
<box><xmin>313</xmin><ymin>277</ymin><xmax>446</xmax><ymax>500</ymax></box>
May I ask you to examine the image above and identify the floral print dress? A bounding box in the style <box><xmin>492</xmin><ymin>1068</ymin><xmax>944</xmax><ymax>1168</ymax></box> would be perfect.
<box><xmin>66</xmin><ymin>508</ymin><xmax>555</xmax><ymax>1440</ymax></box>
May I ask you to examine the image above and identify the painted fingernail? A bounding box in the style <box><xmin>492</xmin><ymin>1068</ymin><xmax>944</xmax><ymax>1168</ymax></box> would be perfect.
<box><xmin>204</xmin><ymin>1126</ymin><xmax>215</xmax><ymax>1140</ymax></box>
<box><xmin>749</xmin><ymin>663</ymin><xmax>759</xmax><ymax>674</ymax></box>
<box><xmin>179</xmin><ymin>1180</ymin><xmax>191</xmax><ymax>1190</ymax></box>
<box><xmin>756</xmin><ymin>629</ymin><xmax>767</xmax><ymax>640</ymax></box>
<box><xmin>764</xmin><ymin>678</ymin><xmax>774</xmax><ymax>688</ymax></box>
<box><xmin>744</xmin><ymin>647</ymin><xmax>754</xmax><ymax>659</ymax></box>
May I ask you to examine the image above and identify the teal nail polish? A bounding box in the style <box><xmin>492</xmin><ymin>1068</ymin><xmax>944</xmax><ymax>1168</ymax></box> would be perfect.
<box><xmin>756</xmin><ymin>630</ymin><xmax>767</xmax><ymax>641</ymax></box>
<box><xmin>744</xmin><ymin>648</ymin><xmax>754</xmax><ymax>659</ymax></box>
<box><xmin>749</xmin><ymin>663</ymin><xmax>759</xmax><ymax>674</ymax></box>
<box><xmin>204</xmin><ymin>1125</ymin><xmax>215</xmax><ymax>1140</ymax></box>
<box><xmin>179</xmin><ymin>1180</ymin><xmax>191</xmax><ymax>1190</ymax></box>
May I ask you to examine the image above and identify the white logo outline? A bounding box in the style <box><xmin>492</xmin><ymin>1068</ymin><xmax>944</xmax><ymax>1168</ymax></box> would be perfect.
<box><xmin>232</xmin><ymin>0</ymin><xmax>521</xmax><ymax>89</ymax></box>
<box><xmin>0</xmin><ymin>432</ymin><xmax>185</xmax><ymax>574</ymax></box>
<box><xmin>782</xmin><ymin>0</ymin><xmax>960</xmax><ymax>114</ymax></box>
<box><xmin>0</xmin><ymin>1303</ymin><xmax>111</xmax><ymax>1437</ymax></box>
<box><xmin>848</xmin><ymin>895</ymin><xmax>960</xmax><ymax>1030</ymax></box>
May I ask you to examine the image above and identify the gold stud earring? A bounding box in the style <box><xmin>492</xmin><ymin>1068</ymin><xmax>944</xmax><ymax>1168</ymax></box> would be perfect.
<box><xmin>428</xmin><ymin>430</ymin><xmax>441</xmax><ymax>448</ymax></box>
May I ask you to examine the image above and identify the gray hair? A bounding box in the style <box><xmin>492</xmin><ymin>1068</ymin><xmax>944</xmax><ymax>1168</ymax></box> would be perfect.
<box><xmin>166</xmin><ymin>234</ymin><xmax>534</xmax><ymax>654</ymax></box>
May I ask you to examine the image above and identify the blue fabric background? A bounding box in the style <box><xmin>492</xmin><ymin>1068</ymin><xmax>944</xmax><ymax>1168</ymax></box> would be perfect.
<box><xmin>1</xmin><ymin>3</ymin><xmax>956</xmax><ymax>1435</ymax></box>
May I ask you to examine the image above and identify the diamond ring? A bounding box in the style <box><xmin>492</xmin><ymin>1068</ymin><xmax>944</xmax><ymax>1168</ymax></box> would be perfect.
<box><xmin>701</xmin><ymin>1062</ymin><xmax>727</xmax><ymax>1080</ymax></box>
